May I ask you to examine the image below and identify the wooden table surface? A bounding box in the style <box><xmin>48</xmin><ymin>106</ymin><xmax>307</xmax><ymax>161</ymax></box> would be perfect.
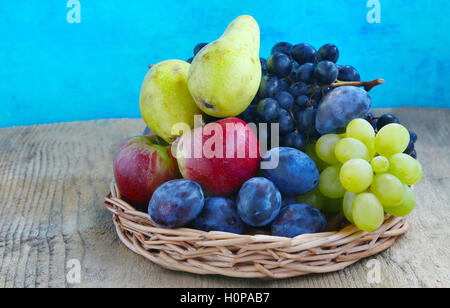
<box><xmin>1</xmin><ymin>107</ymin><xmax>449</xmax><ymax>288</ymax></box>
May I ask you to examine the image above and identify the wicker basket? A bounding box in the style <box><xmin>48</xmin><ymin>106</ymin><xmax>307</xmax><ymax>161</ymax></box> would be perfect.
<box><xmin>104</xmin><ymin>181</ymin><xmax>408</xmax><ymax>279</ymax></box>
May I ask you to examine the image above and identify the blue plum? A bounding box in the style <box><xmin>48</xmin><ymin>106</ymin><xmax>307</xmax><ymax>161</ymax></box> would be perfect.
<box><xmin>191</xmin><ymin>197</ymin><xmax>244</xmax><ymax>234</ymax></box>
<box><xmin>271</xmin><ymin>203</ymin><xmax>327</xmax><ymax>238</ymax></box>
<box><xmin>315</xmin><ymin>86</ymin><xmax>372</xmax><ymax>134</ymax></box>
<box><xmin>148</xmin><ymin>179</ymin><xmax>204</xmax><ymax>228</ymax></box>
<box><xmin>262</xmin><ymin>147</ymin><xmax>319</xmax><ymax>196</ymax></box>
<box><xmin>236</xmin><ymin>177</ymin><xmax>282</xmax><ymax>227</ymax></box>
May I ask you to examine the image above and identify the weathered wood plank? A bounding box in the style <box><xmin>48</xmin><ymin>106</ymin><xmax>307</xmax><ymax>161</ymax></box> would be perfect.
<box><xmin>0</xmin><ymin>107</ymin><xmax>449</xmax><ymax>288</ymax></box>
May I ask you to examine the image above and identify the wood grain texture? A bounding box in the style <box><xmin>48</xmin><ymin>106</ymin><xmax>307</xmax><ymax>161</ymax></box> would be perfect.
<box><xmin>0</xmin><ymin>107</ymin><xmax>449</xmax><ymax>288</ymax></box>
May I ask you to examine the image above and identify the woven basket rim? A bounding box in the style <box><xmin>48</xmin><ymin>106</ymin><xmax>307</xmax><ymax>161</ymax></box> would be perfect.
<box><xmin>104</xmin><ymin>180</ymin><xmax>408</xmax><ymax>279</ymax></box>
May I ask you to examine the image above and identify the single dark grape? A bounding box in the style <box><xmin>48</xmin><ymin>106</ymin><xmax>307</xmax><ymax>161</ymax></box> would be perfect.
<box><xmin>267</xmin><ymin>53</ymin><xmax>293</xmax><ymax>79</ymax></box>
<box><xmin>314</xmin><ymin>61</ymin><xmax>338</xmax><ymax>85</ymax></box>
<box><xmin>289</xmin><ymin>82</ymin><xmax>308</xmax><ymax>97</ymax></box>
<box><xmin>338</xmin><ymin>65</ymin><xmax>361</xmax><ymax>81</ymax></box>
<box><xmin>410</xmin><ymin>149</ymin><xmax>417</xmax><ymax>159</ymax></box>
<box><xmin>260</xmin><ymin>57</ymin><xmax>267</xmax><ymax>71</ymax></box>
<box><xmin>258</xmin><ymin>75</ymin><xmax>279</xmax><ymax>98</ymax></box>
<box><xmin>409</xmin><ymin>130</ymin><xmax>418</xmax><ymax>143</ymax></box>
<box><xmin>278</xmin><ymin>79</ymin><xmax>290</xmax><ymax>92</ymax></box>
<box><xmin>311</xmin><ymin>89</ymin><xmax>322</xmax><ymax>102</ymax></box>
<box><xmin>294</xmin><ymin>106</ymin><xmax>317</xmax><ymax>136</ymax></box>
<box><xmin>295</xmin><ymin>63</ymin><xmax>315</xmax><ymax>84</ymax></box>
<box><xmin>371</xmin><ymin>118</ymin><xmax>378</xmax><ymax>130</ymax></box>
<box><xmin>291</xmin><ymin>43</ymin><xmax>318</xmax><ymax>65</ymax></box>
<box><xmin>257</xmin><ymin>98</ymin><xmax>279</xmax><ymax>122</ymax></box>
<box><xmin>275</xmin><ymin>91</ymin><xmax>294</xmax><ymax>110</ymax></box>
<box><xmin>364</xmin><ymin>112</ymin><xmax>376</xmax><ymax>122</ymax></box>
<box><xmin>277</xmin><ymin>109</ymin><xmax>295</xmax><ymax>135</ymax></box>
<box><xmin>294</xmin><ymin>95</ymin><xmax>309</xmax><ymax>110</ymax></box>
<box><xmin>376</xmin><ymin>114</ymin><xmax>400</xmax><ymax>130</ymax></box>
<box><xmin>282</xmin><ymin>131</ymin><xmax>307</xmax><ymax>151</ymax></box>
<box><xmin>194</xmin><ymin>42</ymin><xmax>208</xmax><ymax>55</ymax></box>
<box><xmin>271</xmin><ymin>42</ymin><xmax>293</xmax><ymax>56</ymax></box>
<box><xmin>404</xmin><ymin>139</ymin><xmax>415</xmax><ymax>155</ymax></box>
<box><xmin>318</xmin><ymin>43</ymin><xmax>339</xmax><ymax>63</ymax></box>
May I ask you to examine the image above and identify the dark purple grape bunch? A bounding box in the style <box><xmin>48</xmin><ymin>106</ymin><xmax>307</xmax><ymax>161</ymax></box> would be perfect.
<box><xmin>186</xmin><ymin>42</ymin><xmax>209</xmax><ymax>63</ymax></box>
<box><xmin>239</xmin><ymin>41</ymin><xmax>362</xmax><ymax>151</ymax></box>
<box><xmin>365</xmin><ymin>113</ymin><xmax>418</xmax><ymax>159</ymax></box>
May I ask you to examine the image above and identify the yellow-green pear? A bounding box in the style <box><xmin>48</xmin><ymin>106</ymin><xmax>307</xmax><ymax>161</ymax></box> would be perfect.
<box><xmin>140</xmin><ymin>60</ymin><xmax>203</xmax><ymax>143</ymax></box>
<box><xmin>188</xmin><ymin>15</ymin><xmax>261</xmax><ymax>117</ymax></box>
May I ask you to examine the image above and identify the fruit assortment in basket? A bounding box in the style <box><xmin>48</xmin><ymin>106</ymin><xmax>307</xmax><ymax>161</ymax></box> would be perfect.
<box><xmin>112</xmin><ymin>15</ymin><xmax>422</xmax><ymax>238</ymax></box>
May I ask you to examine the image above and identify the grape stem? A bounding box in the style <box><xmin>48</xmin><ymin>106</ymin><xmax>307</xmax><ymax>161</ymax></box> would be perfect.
<box><xmin>308</xmin><ymin>78</ymin><xmax>385</xmax><ymax>94</ymax></box>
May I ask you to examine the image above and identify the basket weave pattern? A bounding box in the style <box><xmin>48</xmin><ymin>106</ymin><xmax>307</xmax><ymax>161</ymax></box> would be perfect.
<box><xmin>104</xmin><ymin>181</ymin><xmax>408</xmax><ymax>279</ymax></box>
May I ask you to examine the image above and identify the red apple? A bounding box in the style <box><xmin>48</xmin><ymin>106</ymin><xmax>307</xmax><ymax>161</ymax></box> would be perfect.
<box><xmin>113</xmin><ymin>135</ymin><xmax>181</xmax><ymax>211</ymax></box>
<box><xmin>176</xmin><ymin>118</ymin><xmax>260</xmax><ymax>196</ymax></box>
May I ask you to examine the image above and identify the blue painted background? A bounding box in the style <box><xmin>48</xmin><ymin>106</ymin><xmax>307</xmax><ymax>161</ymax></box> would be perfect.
<box><xmin>1</xmin><ymin>0</ymin><xmax>449</xmax><ymax>127</ymax></box>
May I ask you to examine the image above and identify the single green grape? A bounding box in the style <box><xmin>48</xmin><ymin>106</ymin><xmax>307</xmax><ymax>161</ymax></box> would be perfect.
<box><xmin>315</xmin><ymin>134</ymin><xmax>340</xmax><ymax>165</ymax></box>
<box><xmin>323</xmin><ymin>197</ymin><xmax>343</xmax><ymax>213</ymax></box>
<box><xmin>371</xmin><ymin>173</ymin><xmax>405</xmax><ymax>207</ymax></box>
<box><xmin>343</xmin><ymin>191</ymin><xmax>356</xmax><ymax>223</ymax></box>
<box><xmin>366</xmin><ymin>138</ymin><xmax>376</xmax><ymax>159</ymax></box>
<box><xmin>296</xmin><ymin>187</ymin><xmax>326</xmax><ymax>211</ymax></box>
<box><xmin>375</xmin><ymin>123</ymin><xmax>410</xmax><ymax>157</ymax></box>
<box><xmin>318</xmin><ymin>165</ymin><xmax>346</xmax><ymax>198</ymax></box>
<box><xmin>346</xmin><ymin>118</ymin><xmax>375</xmax><ymax>145</ymax></box>
<box><xmin>371</xmin><ymin>156</ymin><xmax>389</xmax><ymax>173</ymax></box>
<box><xmin>334</xmin><ymin>137</ymin><xmax>370</xmax><ymax>163</ymax></box>
<box><xmin>352</xmin><ymin>193</ymin><xmax>384</xmax><ymax>232</ymax></box>
<box><xmin>389</xmin><ymin>153</ymin><xmax>423</xmax><ymax>185</ymax></box>
<box><xmin>384</xmin><ymin>185</ymin><xmax>416</xmax><ymax>217</ymax></box>
<box><xmin>339</xmin><ymin>159</ymin><xmax>373</xmax><ymax>193</ymax></box>
<box><xmin>305</xmin><ymin>143</ymin><xmax>328</xmax><ymax>172</ymax></box>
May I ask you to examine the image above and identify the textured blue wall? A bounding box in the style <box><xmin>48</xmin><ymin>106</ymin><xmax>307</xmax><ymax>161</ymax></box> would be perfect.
<box><xmin>1</xmin><ymin>0</ymin><xmax>449</xmax><ymax>127</ymax></box>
